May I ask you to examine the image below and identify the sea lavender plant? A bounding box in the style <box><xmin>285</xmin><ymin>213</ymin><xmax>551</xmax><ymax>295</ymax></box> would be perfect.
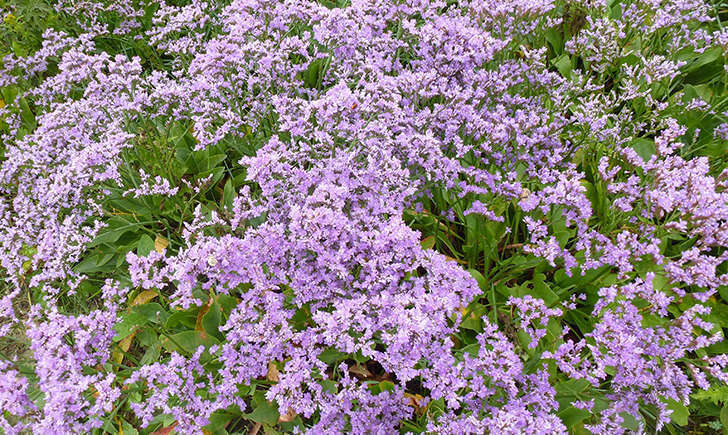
<box><xmin>1</xmin><ymin>0</ymin><xmax>728</xmax><ymax>433</ymax></box>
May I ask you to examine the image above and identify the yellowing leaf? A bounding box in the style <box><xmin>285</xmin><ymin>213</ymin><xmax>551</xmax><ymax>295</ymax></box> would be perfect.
<box><xmin>267</xmin><ymin>361</ymin><xmax>280</xmax><ymax>382</ymax></box>
<box><xmin>278</xmin><ymin>407</ymin><xmax>297</xmax><ymax>423</ymax></box>
<box><xmin>151</xmin><ymin>422</ymin><xmax>177</xmax><ymax>435</ymax></box>
<box><xmin>444</xmin><ymin>255</ymin><xmax>466</xmax><ymax>264</ymax></box>
<box><xmin>112</xmin><ymin>331</ymin><xmax>136</xmax><ymax>365</ymax></box>
<box><xmin>131</xmin><ymin>290</ymin><xmax>157</xmax><ymax>306</ymax></box>
<box><xmin>154</xmin><ymin>235</ymin><xmax>168</xmax><ymax>253</ymax></box>
<box><xmin>249</xmin><ymin>422</ymin><xmax>262</xmax><ymax>435</ymax></box>
<box><xmin>420</xmin><ymin>236</ymin><xmax>435</xmax><ymax>250</ymax></box>
<box><xmin>195</xmin><ymin>300</ymin><xmax>212</xmax><ymax>332</ymax></box>
<box><xmin>404</xmin><ymin>392</ymin><xmax>425</xmax><ymax>414</ymax></box>
<box><xmin>115</xmin><ymin>416</ymin><xmax>124</xmax><ymax>435</ymax></box>
<box><xmin>349</xmin><ymin>364</ymin><xmax>373</xmax><ymax>379</ymax></box>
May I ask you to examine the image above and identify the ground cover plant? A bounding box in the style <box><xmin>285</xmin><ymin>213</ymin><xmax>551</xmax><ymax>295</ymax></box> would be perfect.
<box><xmin>2</xmin><ymin>0</ymin><xmax>728</xmax><ymax>433</ymax></box>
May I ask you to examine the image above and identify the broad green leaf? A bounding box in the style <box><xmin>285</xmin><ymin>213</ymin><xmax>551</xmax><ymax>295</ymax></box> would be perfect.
<box><xmin>551</xmin><ymin>54</ymin><xmax>572</xmax><ymax>77</ymax></box>
<box><xmin>217</xmin><ymin>294</ymin><xmax>239</xmax><ymax>314</ymax></box>
<box><xmin>460</xmin><ymin>303</ymin><xmax>487</xmax><ymax>331</ymax></box>
<box><xmin>140</xmin><ymin>344</ymin><xmax>161</xmax><ymax>366</ymax></box>
<box><xmin>544</xmin><ymin>27</ymin><xmax>563</xmax><ymax>55</ymax></box>
<box><xmin>531</xmin><ymin>273</ymin><xmax>560</xmax><ymax>305</ymax></box>
<box><xmin>368</xmin><ymin>380</ymin><xmax>395</xmax><ymax>395</ymax></box>
<box><xmin>245</xmin><ymin>397</ymin><xmax>279</xmax><ymax>425</ymax></box>
<box><xmin>205</xmin><ymin>411</ymin><xmax>235</xmax><ymax>435</ymax></box>
<box><xmin>133</xmin><ymin>303</ymin><xmax>168</xmax><ymax>324</ymax></box>
<box><xmin>549</xmin><ymin>207</ymin><xmax>574</xmax><ymax>248</ymax></box>
<box><xmin>318</xmin><ymin>347</ymin><xmax>347</xmax><ymax>364</ymax></box>
<box><xmin>89</xmin><ymin>216</ymin><xmax>139</xmax><ymax>247</ymax></box>
<box><xmin>619</xmin><ymin>412</ymin><xmax>640</xmax><ymax>431</ymax></box>
<box><xmin>467</xmin><ymin>268</ymin><xmax>487</xmax><ymax>291</ymax></box>
<box><xmin>165</xmin><ymin>310</ymin><xmax>198</xmax><ymax>329</ymax></box>
<box><xmin>223</xmin><ymin>177</ymin><xmax>234</xmax><ymax>210</ymax></box>
<box><xmin>630</xmin><ymin>138</ymin><xmax>656</xmax><ymax>162</ymax></box>
<box><xmin>202</xmin><ymin>300</ymin><xmax>223</xmax><ymax>340</ymax></box>
<box><xmin>137</xmin><ymin>234</ymin><xmax>155</xmax><ymax>256</ymax></box>
<box><xmin>114</xmin><ymin>311</ymin><xmax>147</xmax><ymax>341</ymax></box>
<box><xmin>558</xmin><ymin>406</ymin><xmax>590</xmax><ymax>429</ymax></box>
<box><xmin>666</xmin><ymin>398</ymin><xmax>689</xmax><ymax>426</ymax></box>
<box><xmin>161</xmin><ymin>330</ymin><xmax>219</xmax><ymax>355</ymax></box>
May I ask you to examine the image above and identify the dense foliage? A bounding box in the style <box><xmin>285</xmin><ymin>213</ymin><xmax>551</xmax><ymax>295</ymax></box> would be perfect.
<box><xmin>2</xmin><ymin>0</ymin><xmax>728</xmax><ymax>433</ymax></box>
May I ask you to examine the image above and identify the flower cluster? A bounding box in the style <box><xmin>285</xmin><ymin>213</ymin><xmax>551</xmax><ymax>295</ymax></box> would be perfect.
<box><xmin>1</xmin><ymin>0</ymin><xmax>728</xmax><ymax>433</ymax></box>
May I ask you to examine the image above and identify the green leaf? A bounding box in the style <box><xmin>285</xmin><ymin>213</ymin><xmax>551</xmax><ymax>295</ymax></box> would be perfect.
<box><xmin>217</xmin><ymin>294</ymin><xmax>239</xmax><ymax>315</ymax></box>
<box><xmin>549</xmin><ymin>207</ymin><xmax>574</xmax><ymax>248</ymax></box>
<box><xmin>564</xmin><ymin>309</ymin><xmax>594</xmax><ymax>335</ymax></box>
<box><xmin>137</xmin><ymin>234</ymin><xmax>155</xmax><ymax>256</ymax></box>
<box><xmin>684</xmin><ymin>46</ymin><xmax>723</xmax><ymax>72</ymax></box>
<box><xmin>379</xmin><ymin>381</ymin><xmax>395</xmax><ymax>392</ymax></box>
<box><xmin>201</xmin><ymin>153</ymin><xmax>227</xmax><ymax>172</ymax></box>
<box><xmin>107</xmin><ymin>198</ymin><xmax>151</xmax><ymax>216</ymax></box>
<box><xmin>74</xmin><ymin>253</ymin><xmax>113</xmax><ymax>274</ymax></box>
<box><xmin>245</xmin><ymin>398</ymin><xmax>279</xmax><ymax>425</ymax></box>
<box><xmin>531</xmin><ymin>273</ymin><xmax>559</xmax><ymax>305</ymax></box>
<box><xmin>202</xmin><ymin>300</ymin><xmax>223</xmax><ymax>340</ymax></box>
<box><xmin>683</xmin><ymin>84</ymin><xmax>714</xmax><ymax>104</ymax></box>
<box><xmin>18</xmin><ymin>97</ymin><xmax>36</xmax><ymax>130</ymax></box>
<box><xmin>279</xmin><ymin>415</ymin><xmax>304</xmax><ymax>433</ymax></box>
<box><xmin>683</xmin><ymin>46</ymin><xmax>724</xmax><ymax>84</ymax></box>
<box><xmin>619</xmin><ymin>412</ymin><xmax>640</xmax><ymax>431</ymax></box>
<box><xmin>719</xmin><ymin>286</ymin><xmax>728</xmax><ymax>303</ymax></box>
<box><xmin>303</xmin><ymin>57</ymin><xmax>330</xmax><ymax>89</ymax></box>
<box><xmin>321</xmin><ymin>379</ymin><xmax>337</xmax><ymax>393</ymax></box>
<box><xmin>630</xmin><ymin>138</ymin><xmax>656</xmax><ymax>162</ymax></box>
<box><xmin>194</xmin><ymin>167</ymin><xmax>225</xmax><ymax>194</ymax></box>
<box><xmin>467</xmin><ymin>268</ymin><xmax>487</xmax><ymax>291</ymax></box>
<box><xmin>555</xmin><ymin>379</ymin><xmax>590</xmax><ymax>405</ymax></box>
<box><xmin>136</xmin><ymin>327</ymin><xmax>158</xmax><ymax>347</ymax></box>
<box><xmin>290</xmin><ymin>304</ymin><xmax>310</xmax><ymax>331</ymax></box>
<box><xmin>223</xmin><ymin>178</ymin><xmax>234</xmax><ymax>210</ymax></box>
<box><xmin>693</xmin><ymin>385</ymin><xmax>728</xmax><ymax>405</ymax></box>
<box><xmin>139</xmin><ymin>344</ymin><xmax>161</xmax><ymax>366</ymax></box>
<box><xmin>1</xmin><ymin>86</ymin><xmax>18</xmax><ymax>106</ymax></box>
<box><xmin>460</xmin><ymin>303</ymin><xmax>486</xmax><ymax>331</ymax></box>
<box><xmin>368</xmin><ymin>380</ymin><xmax>395</xmax><ymax>394</ymax></box>
<box><xmin>89</xmin><ymin>216</ymin><xmax>139</xmax><ymax>247</ymax></box>
<box><xmin>318</xmin><ymin>347</ymin><xmax>347</xmax><ymax>364</ymax></box>
<box><xmin>544</xmin><ymin>27</ymin><xmax>563</xmax><ymax>55</ymax></box>
<box><xmin>205</xmin><ymin>411</ymin><xmax>235</xmax><ymax>435</ymax></box>
<box><xmin>459</xmin><ymin>343</ymin><xmax>480</xmax><ymax>357</ymax></box>
<box><xmin>666</xmin><ymin>398</ymin><xmax>689</xmax><ymax>426</ymax></box>
<box><xmin>161</xmin><ymin>330</ymin><xmax>219</xmax><ymax>355</ymax></box>
<box><xmin>551</xmin><ymin>54</ymin><xmax>572</xmax><ymax>77</ymax></box>
<box><xmin>114</xmin><ymin>311</ymin><xmax>147</xmax><ymax>340</ymax></box>
<box><xmin>165</xmin><ymin>310</ymin><xmax>198</xmax><ymax>329</ymax></box>
<box><xmin>96</xmin><ymin>252</ymin><xmax>114</xmax><ymax>267</ymax></box>
<box><xmin>720</xmin><ymin>404</ymin><xmax>728</xmax><ymax>429</ymax></box>
<box><xmin>133</xmin><ymin>303</ymin><xmax>168</xmax><ymax>324</ymax></box>
<box><xmin>558</xmin><ymin>405</ymin><xmax>590</xmax><ymax>428</ymax></box>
